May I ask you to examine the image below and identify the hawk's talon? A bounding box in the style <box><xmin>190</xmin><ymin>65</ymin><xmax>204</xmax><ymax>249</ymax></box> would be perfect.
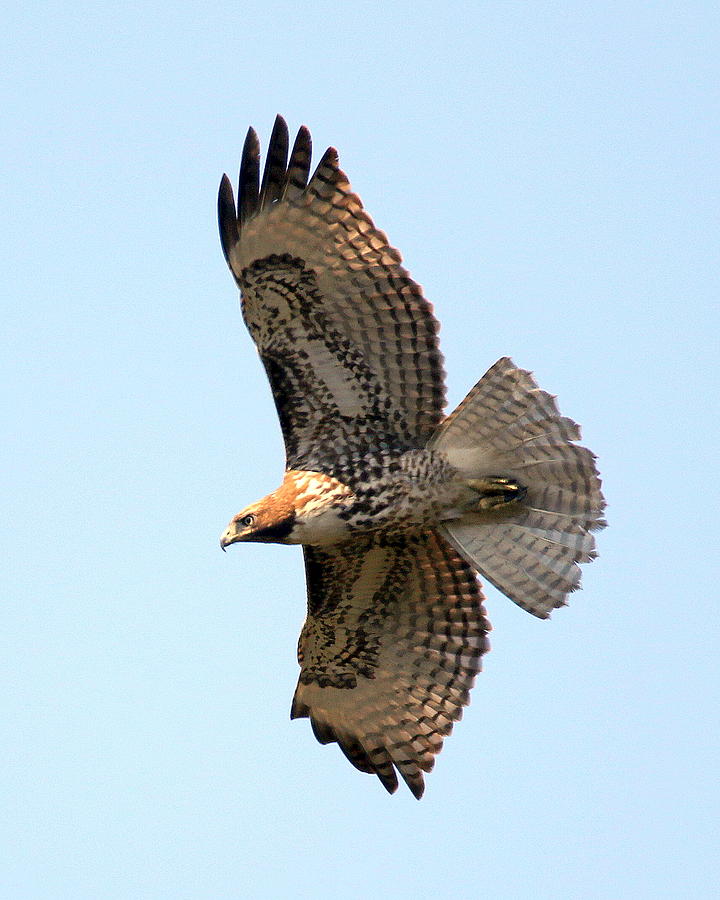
<box><xmin>466</xmin><ymin>476</ymin><xmax>528</xmax><ymax>511</ymax></box>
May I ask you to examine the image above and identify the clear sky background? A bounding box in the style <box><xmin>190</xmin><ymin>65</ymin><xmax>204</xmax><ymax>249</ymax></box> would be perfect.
<box><xmin>3</xmin><ymin>2</ymin><xmax>718</xmax><ymax>898</ymax></box>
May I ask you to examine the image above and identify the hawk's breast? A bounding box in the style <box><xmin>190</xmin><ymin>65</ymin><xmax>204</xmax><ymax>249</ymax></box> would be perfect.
<box><xmin>283</xmin><ymin>470</ymin><xmax>357</xmax><ymax>545</ymax></box>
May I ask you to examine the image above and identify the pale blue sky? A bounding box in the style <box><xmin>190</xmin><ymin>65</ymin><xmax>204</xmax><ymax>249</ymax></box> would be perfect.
<box><xmin>3</xmin><ymin>2</ymin><xmax>718</xmax><ymax>897</ymax></box>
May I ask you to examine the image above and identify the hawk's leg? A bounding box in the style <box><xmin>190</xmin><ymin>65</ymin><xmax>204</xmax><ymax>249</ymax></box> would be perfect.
<box><xmin>466</xmin><ymin>476</ymin><xmax>527</xmax><ymax>511</ymax></box>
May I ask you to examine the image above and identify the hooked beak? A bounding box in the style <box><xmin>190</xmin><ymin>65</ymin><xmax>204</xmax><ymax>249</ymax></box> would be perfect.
<box><xmin>220</xmin><ymin>523</ymin><xmax>243</xmax><ymax>551</ymax></box>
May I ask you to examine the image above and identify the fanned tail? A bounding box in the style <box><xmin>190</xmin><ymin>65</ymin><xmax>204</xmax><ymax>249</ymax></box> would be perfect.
<box><xmin>429</xmin><ymin>357</ymin><xmax>606</xmax><ymax>618</ymax></box>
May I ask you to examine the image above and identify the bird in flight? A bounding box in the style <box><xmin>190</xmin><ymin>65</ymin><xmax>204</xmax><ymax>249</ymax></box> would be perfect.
<box><xmin>217</xmin><ymin>116</ymin><xmax>605</xmax><ymax>799</ymax></box>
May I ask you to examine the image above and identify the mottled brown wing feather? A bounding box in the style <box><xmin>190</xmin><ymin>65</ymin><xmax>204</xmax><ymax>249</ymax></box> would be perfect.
<box><xmin>290</xmin><ymin>530</ymin><xmax>490</xmax><ymax>799</ymax></box>
<box><xmin>218</xmin><ymin>115</ymin><xmax>446</xmax><ymax>470</ymax></box>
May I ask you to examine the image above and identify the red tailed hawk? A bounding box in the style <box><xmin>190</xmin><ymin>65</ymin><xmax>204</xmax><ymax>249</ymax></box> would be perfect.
<box><xmin>218</xmin><ymin>116</ymin><xmax>605</xmax><ymax>798</ymax></box>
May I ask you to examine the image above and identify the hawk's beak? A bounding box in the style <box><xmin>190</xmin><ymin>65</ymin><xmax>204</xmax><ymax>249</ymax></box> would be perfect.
<box><xmin>220</xmin><ymin>524</ymin><xmax>242</xmax><ymax>551</ymax></box>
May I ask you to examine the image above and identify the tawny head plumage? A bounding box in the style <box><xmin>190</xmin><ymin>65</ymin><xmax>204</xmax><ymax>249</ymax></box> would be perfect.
<box><xmin>221</xmin><ymin>471</ymin><xmax>357</xmax><ymax>550</ymax></box>
<box><xmin>220</xmin><ymin>492</ymin><xmax>296</xmax><ymax>548</ymax></box>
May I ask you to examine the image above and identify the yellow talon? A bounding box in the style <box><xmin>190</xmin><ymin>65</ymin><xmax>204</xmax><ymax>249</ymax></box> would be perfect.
<box><xmin>466</xmin><ymin>476</ymin><xmax>527</xmax><ymax>511</ymax></box>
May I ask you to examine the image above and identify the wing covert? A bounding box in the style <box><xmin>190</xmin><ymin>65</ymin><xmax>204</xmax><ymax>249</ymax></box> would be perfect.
<box><xmin>218</xmin><ymin>116</ymin><xmax>447</xmax><ymax>470</ymax></box>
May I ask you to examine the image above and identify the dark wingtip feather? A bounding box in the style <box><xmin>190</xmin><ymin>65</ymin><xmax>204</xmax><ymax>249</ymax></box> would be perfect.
<box><xmin>238</xmin><ymin>126</ymin><xmax>260</xmax><ymax>227</ymax></box>
<box><xmin>260</xmin><ymin>115</ymin><xmax>289</xmax><ymax>209</ymax></box>
<box><xmin>290</xmin><ymin>693</ymin><xmax>309</xmax><ymax>720</ymax></box>
<box><xmin>377</xmin><ymin>768</ymin><xmax>400</xmax><ymax>795</ymax></box>
<box><xmin>227</xmin><ymin>118</ymin><xmax>317</xmax><ymax>241</ymax></box>
<box><xmin>306</xmin><ymin>146</ymin><xmax>341</xmax><ymax>199</ymax></box>
<box><xmin>217</xmin><ymin>173</ymin><xmax>239</xmax><ymax>265</ymax></box>
<box><xmin>407</xmin><ymin>774</ymin><xmax>425</xmax><ymax>800</ymax></box>
<box><xmin>396</xmin><ymin>760</ymin><xmax>426</xmax><ymax>799</ymax></box>
<box><xmin>315</xmin><ymin>146</ymin><xmax>339</xmax><ymax>173</ymax></box>
<box><xmin>285</xmin><ymin>125</ymin><xmax>312</xmax><ymax>195</ymax></box>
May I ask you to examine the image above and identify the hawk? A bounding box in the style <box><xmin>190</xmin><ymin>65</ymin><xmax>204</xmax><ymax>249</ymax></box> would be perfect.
<box><xmin>217</xmin><ymin>116</ymin><xmax>605</xmax><ymax>798</ymax></box>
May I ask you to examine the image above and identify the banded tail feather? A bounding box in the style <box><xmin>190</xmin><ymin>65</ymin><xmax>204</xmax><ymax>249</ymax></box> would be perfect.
<box><xmin>430</xmin><ymin>357</ymin><xmax>606</xmax><ymax>618</ymax></box>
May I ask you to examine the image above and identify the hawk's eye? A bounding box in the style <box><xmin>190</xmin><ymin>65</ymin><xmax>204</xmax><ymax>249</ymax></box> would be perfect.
<box><xmin>240</xmin><ymin>514</ymin><xmax>255</xmax><ymax>528</ymax></box>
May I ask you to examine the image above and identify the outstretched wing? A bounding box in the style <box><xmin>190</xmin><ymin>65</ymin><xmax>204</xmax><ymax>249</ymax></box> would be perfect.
<box><xmin>291</xmin><ymin>529</ymin><xmax>490</xmax><ymax>799</ymax></box>
<box><xmin>218</xmin><ymin>116</ymin><xmax>446</xmax><ymax>471</ymax></box>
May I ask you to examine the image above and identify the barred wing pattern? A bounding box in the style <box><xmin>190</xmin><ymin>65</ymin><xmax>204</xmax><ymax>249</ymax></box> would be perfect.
<box><xmin>291</xmin><ymin>530</ymin><xmax>490</xmax><ymax>799</ymax></box>
<box><xmin>218</xmin><ymin>116</ymin><xmax>446</xmax><ymax>469</ymax></box>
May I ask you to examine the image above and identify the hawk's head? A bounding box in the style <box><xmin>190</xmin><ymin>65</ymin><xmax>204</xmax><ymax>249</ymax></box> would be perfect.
<box><xmin>220</xmin><ymin>495</ymin><xmax>296</xmax><ymax>549</ymax></box>
<box><xmin>221</xmin><ymin>470</ymin><xmax>356</xmax><ymax>550</ymax></box>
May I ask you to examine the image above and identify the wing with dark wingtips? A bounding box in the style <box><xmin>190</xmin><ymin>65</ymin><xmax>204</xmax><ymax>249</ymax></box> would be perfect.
<box><xmin>218</xmin><ymin>115</ymin><xmax>446</xmax><ymax>470</ymax></box>
<box><xmin>290</xmin><ymin>529</ymin><xmax>490</xmax><ymax>799</ymax></box>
